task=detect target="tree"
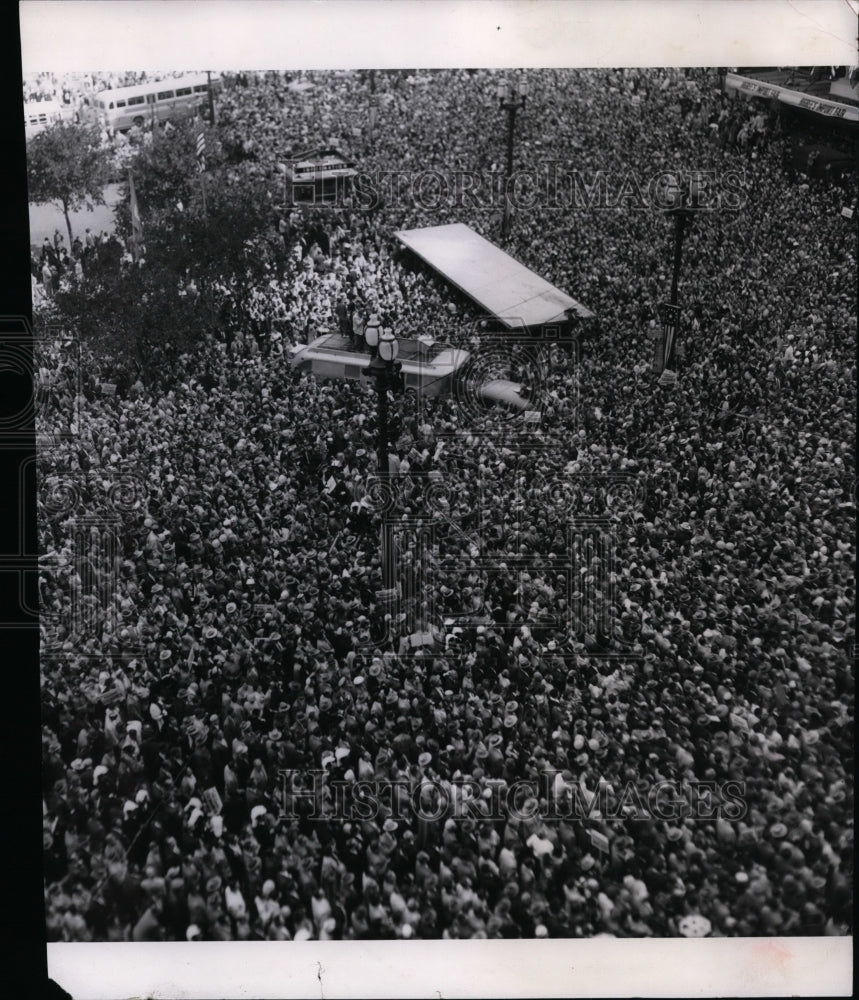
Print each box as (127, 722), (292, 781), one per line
(26, 122), (111, 246)
(47, 111), (287, 380)
(115, 118), (284, 304)
(54, 169), (283, 380)
(118, 118), (224, 218)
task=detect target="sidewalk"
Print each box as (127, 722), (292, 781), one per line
(28, 182), (123, 248)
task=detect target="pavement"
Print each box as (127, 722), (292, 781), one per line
(28, 182), (123, 248)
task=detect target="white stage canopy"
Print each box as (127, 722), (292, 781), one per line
(394, 223), (594, 328)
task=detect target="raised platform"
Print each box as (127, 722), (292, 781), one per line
(395, 222), (594, 328)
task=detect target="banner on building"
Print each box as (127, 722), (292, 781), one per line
(725, 72), (859, 123)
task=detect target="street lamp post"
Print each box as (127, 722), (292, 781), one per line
(368, 69), (379, 141)
(207, 70), (216, 125)
(496, 78), (528, 242)
(657, 175), (705, 375)
(363, 325), (403, 597)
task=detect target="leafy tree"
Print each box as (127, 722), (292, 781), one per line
(51, 236), (211, 373)
(48, 112), (288, 379)
(26, 123), (111, 245)
(116, 118), (224, 218)
(55, 167), (284, 379)
(115, 118), (284, 308)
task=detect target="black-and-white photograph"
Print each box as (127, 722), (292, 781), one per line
(14, 1), (855, 996)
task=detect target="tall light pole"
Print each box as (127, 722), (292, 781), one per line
(206, 70), (216, 125)
(496, 78), (528, 242)
(362, 325), (403, 599)
(368, 70), (379, 143)
(655, 175), (706, 376)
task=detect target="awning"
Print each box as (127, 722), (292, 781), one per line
(394, 222), (594, 328)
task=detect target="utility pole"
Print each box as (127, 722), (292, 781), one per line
(496, 78), (528, 242)
(655, 177), (704, 376)
(362, 326), (403, 600)
(207, 70), (216, 124)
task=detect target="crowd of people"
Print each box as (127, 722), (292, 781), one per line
(33, 227), (128, 301)
(36, 68), (854, 942)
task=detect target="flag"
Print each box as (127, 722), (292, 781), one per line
(196, 130), (206, 173)
(128, 169), (143, 261)
(202, 787), (223, 815)
(590, 830), (610, 854)
(100, 684), (123, 705)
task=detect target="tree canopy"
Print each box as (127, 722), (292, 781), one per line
(26, 122), (111, 245)
(117, 118), (224, 218)
(51, 119), (285, 378)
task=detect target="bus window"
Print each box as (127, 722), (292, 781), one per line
(176, 87), (192, 96)
(128, 96), (145, 106)
(116, 99), (126, 107)
(109, 102), (115, 110)
(157, 90), (174, 101)
(313, 360), (347, 379)
(193, 85), (208, 93)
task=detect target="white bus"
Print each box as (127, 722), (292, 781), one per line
(24, 100), (64, 139)
(91, 73), (221, 132)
